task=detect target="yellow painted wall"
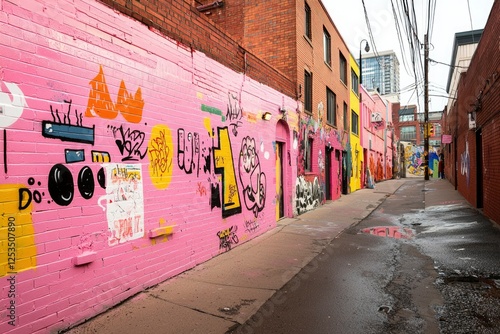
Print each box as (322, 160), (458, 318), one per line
(349, 54), (363, 192)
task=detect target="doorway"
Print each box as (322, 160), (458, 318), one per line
(275, 142), (285, 220)
(476, 130), (483, 208)
(325, 146), (332, 200)
(342, 151), (348, 195)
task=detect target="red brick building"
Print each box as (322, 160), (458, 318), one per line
(206, 0), (355, 211)
(443, 0), (500, 224)
(392, 104), (443, 147)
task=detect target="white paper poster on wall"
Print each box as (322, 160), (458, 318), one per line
(103, 163), (145, 245)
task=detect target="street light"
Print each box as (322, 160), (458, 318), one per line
(359, 39), (370, 85)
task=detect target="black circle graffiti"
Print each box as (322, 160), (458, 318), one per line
(78, 166), (95, 199)
(48, 164), (74, 206)
(97, 167), (106, 189)
(33, 190), (42, 204)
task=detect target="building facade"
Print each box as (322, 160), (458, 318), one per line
(443, 29), (483, 186)
(360, 87), (395, 186)
(360, 50), (401, 98)
(0, 0), (413, 332)
(0, 0), (299, 332)
(392, 105), (443, 177)
(207, 0), (354, 212)
(443, 1), (500, 224)
(445, 29), (484, 113)
(349, 54), (363, 192)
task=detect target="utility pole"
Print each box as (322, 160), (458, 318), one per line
(424, 34), (429, 180)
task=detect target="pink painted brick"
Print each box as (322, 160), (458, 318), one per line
(72, 255), (97, 270)
(34, 251), (62, 268)
(33, 230), (60, 244)
(67, 289), (97, 307)
(18, 285), (50, 304)
(46, 259), (72, 273)
(11, 34), (37, 53)
(18, 304), (54, 325)
(13, 300), (36, 318)
(33, 271), (60, 289)
(28, 313), (60, 333)
(0, 322), (33, 334)
(44, 238), (73, 253)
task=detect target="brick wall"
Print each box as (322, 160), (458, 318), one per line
(446, 0), (500, 223)
(296, 0), (351, 205)
(97, 0), (296, 98)
(0, 0), (299, 332)
(205, 0), (353, 211)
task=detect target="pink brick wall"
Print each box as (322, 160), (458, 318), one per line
(0, 0), (298, 332)
(360, 87), (393, 183)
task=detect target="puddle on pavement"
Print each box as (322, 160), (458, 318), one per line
(360, 226), (415, 239)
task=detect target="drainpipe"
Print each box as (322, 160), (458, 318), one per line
(383, 99), (388, 179)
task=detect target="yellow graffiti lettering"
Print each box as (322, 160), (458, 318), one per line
(0, 184), (37, 277)
(148, 124), (173, 189)
(214, 128), (241, 217)
(203, 117), (213, 138)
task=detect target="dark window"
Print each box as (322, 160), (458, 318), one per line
(305, 2), (312, 40)
(327, 88), (336, 126)
(323, 28), (331, 66)
(304, 70), (312, 113)
(339, 52), (347, 84)
(351, 110), (359, 135)
(343, 102), (348, 130)
(351, 69), (359, 95)
(305, 137), (313, 172)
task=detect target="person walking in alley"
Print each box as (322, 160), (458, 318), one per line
(438, 153), (445, 179)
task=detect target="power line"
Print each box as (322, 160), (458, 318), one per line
(466, 0), (474, 31)
(399, 0), (424, 111)
(360, 0), (383, 67)
(466, 0), (479, 43)
(427, 0), (437, 42)
(390, 0), (413, 77)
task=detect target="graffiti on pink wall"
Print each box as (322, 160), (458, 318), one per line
(0, 1), (299, 331)
(103, 164), (145, 245)
(148, 124), (174, 189)
(86, 65), (144, 123)
(239, 136), (266, 217)
(0, 82), (28, 174)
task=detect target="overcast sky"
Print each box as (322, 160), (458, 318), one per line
(324, 0), (495, 112)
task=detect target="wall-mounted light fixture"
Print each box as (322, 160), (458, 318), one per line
(196, 1), (224, 12)
(262, 112), (272, 121)
(279, 107), (287, 120)
(359, 39), (370, 85)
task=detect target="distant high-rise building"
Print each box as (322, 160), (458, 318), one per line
(360, 50), (400, 100)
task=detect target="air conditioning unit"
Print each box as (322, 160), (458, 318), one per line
(371, 112), (383, 123)
(468, 112), (476, 129)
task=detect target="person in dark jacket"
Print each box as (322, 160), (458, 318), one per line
(438, 153), (445, 179)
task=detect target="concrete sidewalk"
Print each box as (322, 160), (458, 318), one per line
(65, 178), (467, 334)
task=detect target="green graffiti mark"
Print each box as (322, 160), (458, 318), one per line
(201, 104), (225, 122)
